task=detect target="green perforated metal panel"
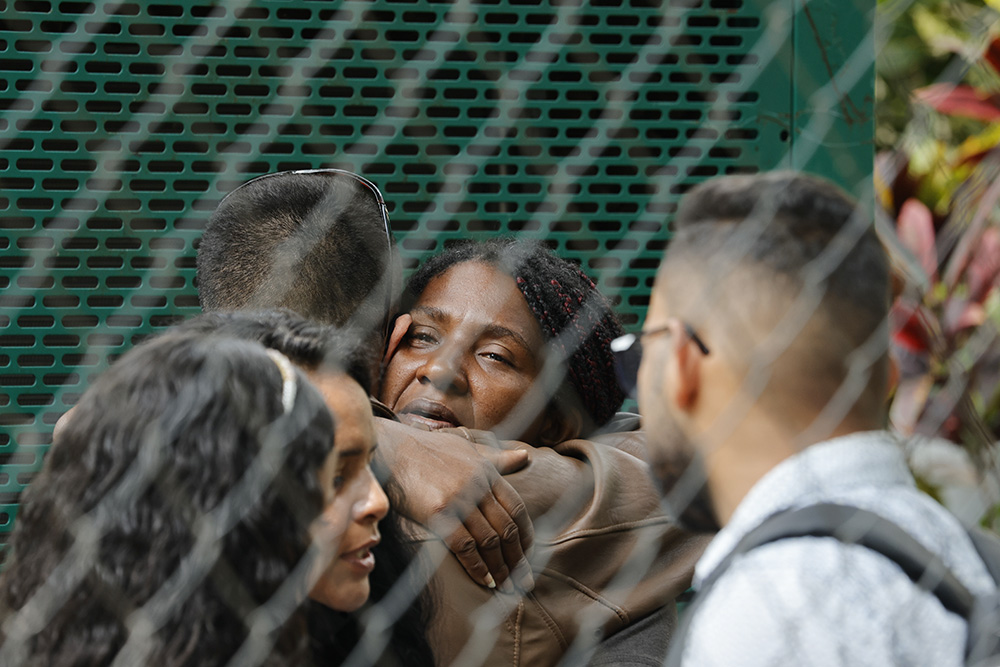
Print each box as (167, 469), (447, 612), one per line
(0, 0), (874, 555)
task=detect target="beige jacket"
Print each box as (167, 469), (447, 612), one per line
(407, 431), (709, 666)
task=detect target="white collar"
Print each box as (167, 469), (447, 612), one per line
(695, 430), (915, 585)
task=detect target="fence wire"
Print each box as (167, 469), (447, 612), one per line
(1, 0), (999, 665)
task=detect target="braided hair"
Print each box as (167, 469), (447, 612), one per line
(403, 238), (626, 429)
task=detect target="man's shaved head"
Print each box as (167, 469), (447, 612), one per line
(658, 172), (890, 424)
(197, 170), (400, 340)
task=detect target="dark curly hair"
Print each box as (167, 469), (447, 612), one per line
(169, 309), (435, 665)
(402, 238), (626, 429)
(0, 333), (333, 666)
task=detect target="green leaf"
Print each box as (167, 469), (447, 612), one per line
(912, 6), (964, 56)
(957, 123), (1000, 165)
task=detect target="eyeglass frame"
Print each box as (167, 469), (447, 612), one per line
(220, 168), (395, 339)
(610, 323), (710, 399)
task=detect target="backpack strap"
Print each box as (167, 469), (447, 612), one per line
(962, 527), (1000, 666)
(968, 526), (1000, 584)
(664, 503), (978, 667)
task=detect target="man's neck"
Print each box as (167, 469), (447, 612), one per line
(702, 410), (875, 526)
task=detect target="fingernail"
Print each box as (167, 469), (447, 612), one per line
(517, 563), (535, 592)
(500, 578), (515, 594)
(484, 573), (496, 589)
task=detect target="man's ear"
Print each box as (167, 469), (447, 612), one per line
(667, 318), (702, 412)
(383, 313), (412, 367)
(536, 406), (583, 447)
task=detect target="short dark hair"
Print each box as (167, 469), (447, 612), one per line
(664, 171), (890, 416)
(172, 309), (376, 396)
(0, 333), (332, 666)
(404, 238), (626, 429)
(197, 170), (400, 338)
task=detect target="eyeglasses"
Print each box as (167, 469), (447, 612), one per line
(222, 168), (395, 338)
(611, 323), (710, 398)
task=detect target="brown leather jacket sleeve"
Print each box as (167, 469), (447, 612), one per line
(418, 430), (710, 666)
(537, 434), (706, 632)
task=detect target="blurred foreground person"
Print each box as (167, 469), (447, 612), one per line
(629, 172), (997, 666)
(0, 333), (377, 666)
(172, 310), (434, 665)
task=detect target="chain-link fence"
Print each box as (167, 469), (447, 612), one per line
(1, 0), (998, 664)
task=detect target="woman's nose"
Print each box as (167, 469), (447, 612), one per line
(355, 468), (389, 523)
(417, 348), (469, 394)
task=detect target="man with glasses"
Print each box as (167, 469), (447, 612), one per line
(620, 171), (996, 666)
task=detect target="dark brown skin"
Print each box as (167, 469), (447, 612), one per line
(373, 417), (538, 590)
(380, 262), (560, 443)
(377, 262), (593, 588)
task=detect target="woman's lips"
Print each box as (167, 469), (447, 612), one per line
(341, 538), (379, 575)
(342, 547), (376, 575)
(397, 398), (461, 430)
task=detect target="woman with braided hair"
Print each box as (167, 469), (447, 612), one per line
(376, 239), (705, 667)
(380, 237), (627, 445)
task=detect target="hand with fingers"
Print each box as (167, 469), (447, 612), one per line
(374, 417), (535, 591)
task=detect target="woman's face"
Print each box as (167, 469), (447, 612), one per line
(307, 371), (389, 612)
(379, 261), (552, 441)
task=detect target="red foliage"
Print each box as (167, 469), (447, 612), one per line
(915, 83), (1000, 122)
(896, 198), (939, 281)
(891, 301), (932, 353)
(985, 36), (1000, 75)
(967, 227), (1000, 303)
